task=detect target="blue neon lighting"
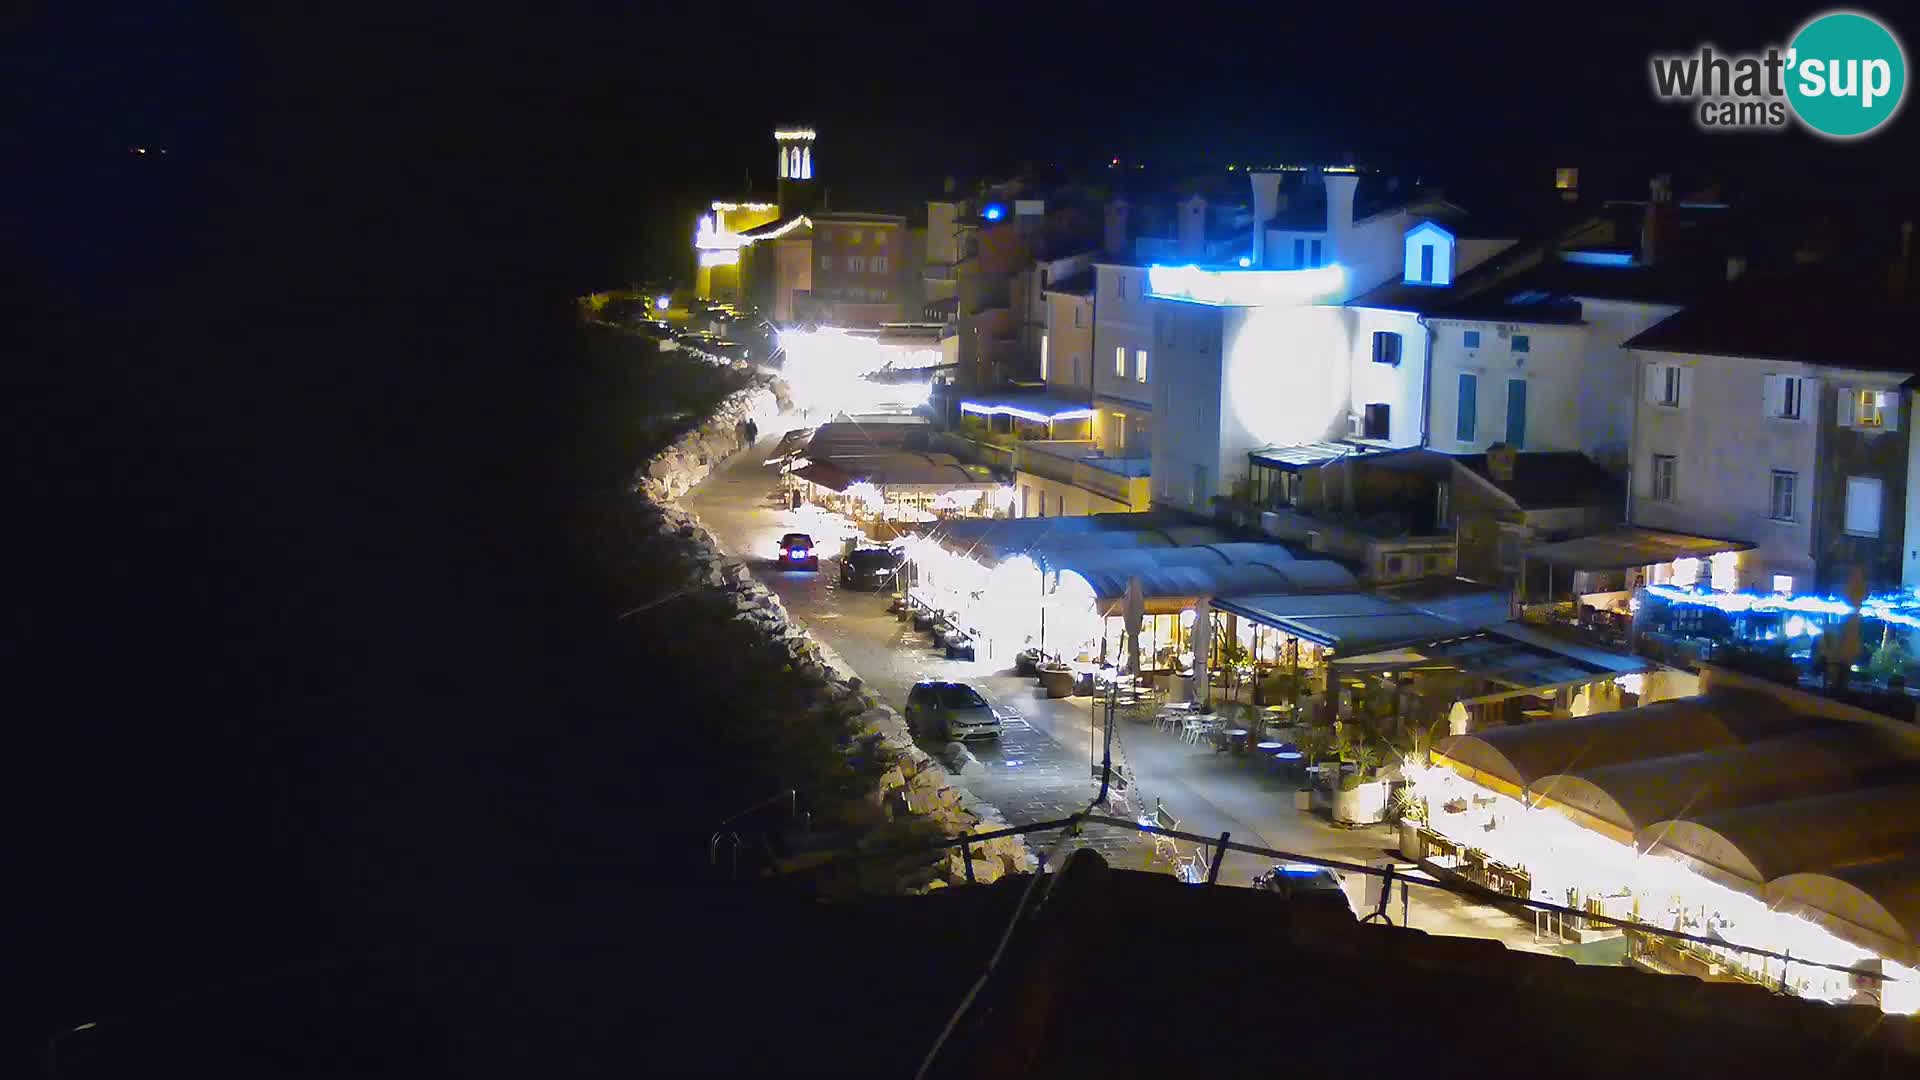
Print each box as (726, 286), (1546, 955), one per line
(1146, 263), (1347, 307)
(1641, 584), (1920, 629)
(983, 203), (1006, 222)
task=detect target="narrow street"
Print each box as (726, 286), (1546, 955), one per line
(684, 419), (1556, 952)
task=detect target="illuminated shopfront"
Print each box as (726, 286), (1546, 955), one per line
(1409, 702), (1920, 1014)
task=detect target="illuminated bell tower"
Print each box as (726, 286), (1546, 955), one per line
(775, 126), (818, 215)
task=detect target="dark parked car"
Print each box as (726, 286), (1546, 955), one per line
(840, 547), (900, 590)
(777, 532), (819, 571)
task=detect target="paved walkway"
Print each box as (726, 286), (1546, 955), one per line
(682, 419), (1556, 953)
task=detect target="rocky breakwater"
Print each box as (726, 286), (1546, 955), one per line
(634, 377), (788, 502)
(629, 398), (1034, 895)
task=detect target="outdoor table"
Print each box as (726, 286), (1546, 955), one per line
(1255, 741), (1286, 754)
(1225, 728), (1250, 753)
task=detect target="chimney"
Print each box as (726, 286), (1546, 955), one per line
(1726, 256), (1748, 282)
(1324, 171), (1359, 261)
(1487, 442), (1517, 488)
(1640, 174), (1675, 266)
(1178, 194), (1208, 259)
(1104, 197), (1131, 258)
(1248, 173), (1282, 267)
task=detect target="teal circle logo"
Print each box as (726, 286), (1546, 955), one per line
(1787, 11), (1906, 138)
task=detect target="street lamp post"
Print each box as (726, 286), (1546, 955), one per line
(47, 1021), (97, 1080)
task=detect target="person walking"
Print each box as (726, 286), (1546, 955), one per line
(744, 418), (758, 445)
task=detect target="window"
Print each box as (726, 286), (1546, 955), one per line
(1769, 470), (1797, 521)
(1384, 555), (1406, 577)
(1371, 331), (1402, 366)
(870, 256), (888, 273)
(1764, 374), (1805, 419)
(1058, 494), (1065, 516)
(1309, 239), (1323, 267)
(1505, 379), (1527, 448)
(1772, 574), (1794, 594)
(1040, 334), (1049, 380)
(819, 256), (833, 271)
(1464, 330), (1481, 349)
(1192, 464), (1209, 507)
(846, 255), (866, 272)
(1651, 454), (1677, 501)
(1647, 363), (1689, 408)
(1456, 373), (1477, 442)
(1842, 387), (1898, 430)
(1846, 476), (1883, 536)
(1293, 238), (1306, 267)
(1419, 244), (1435, 283)
(1135, 348), (1148, 383)
(1111, 411), (1127, 451)
(1511, 334), (1531, 353)
(1072, 357), (1082, 386)
(1117, 273), (1128, 299)
(1021, 485), (1030, 517)
(1115, 345), (1126, 377)
(1363, 403), (1390, 439)
(848, 229), (863, 244)
(1074, 306), (1084, 329)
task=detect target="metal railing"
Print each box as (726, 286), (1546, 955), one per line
(761, 805), (1904, 993)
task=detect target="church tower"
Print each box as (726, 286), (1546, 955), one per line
(774, 127), (818, 215)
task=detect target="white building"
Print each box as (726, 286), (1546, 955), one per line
(1623, 272), (1914, 595)
(1090, 261), (1155, 458)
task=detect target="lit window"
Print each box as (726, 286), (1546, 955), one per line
(1709, 551), (1739, 592)
(1040, 334), (1049, 380)
(848, 230), (863, 244)
(1772, 574), (1793, 594)
(1852, 388), (1891, 428)
(1511, 334), (1530, 353)
(1464, 330), (1481, 349)
(871, 256), (888, 273)
(1115, 346), (1126, 377)
(1670, 557), (1700, 587)
(847, 255), (866, 272)
(1135, 349), (1148, 383)
(1651, 454), (1677, 501)
(1371, 332), (1402, 366)
(1845, 476), (1883, 536)
(1769, 470), (1796, 521)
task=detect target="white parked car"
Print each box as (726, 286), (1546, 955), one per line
(904, 680), (1002, 741)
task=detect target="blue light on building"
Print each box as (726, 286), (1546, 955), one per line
(983, 203), (1006, 222)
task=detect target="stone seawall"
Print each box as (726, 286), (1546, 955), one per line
(629, 380), (1035, 892)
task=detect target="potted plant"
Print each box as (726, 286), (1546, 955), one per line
(1330, 734), (1390, 826)
(1037, 658), (1075, 699)
(1392, 785), (1429, 860)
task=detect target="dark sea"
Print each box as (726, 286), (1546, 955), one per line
(8, 16), (779, 1077)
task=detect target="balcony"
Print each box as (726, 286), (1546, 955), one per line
(1014, 440), (1150, 508)
(923, 263), (959, 282)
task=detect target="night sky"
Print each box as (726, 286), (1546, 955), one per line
(7, 4), (1917, 1075)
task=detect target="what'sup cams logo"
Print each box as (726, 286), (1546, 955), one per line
(1650, 10), (1906, 138)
